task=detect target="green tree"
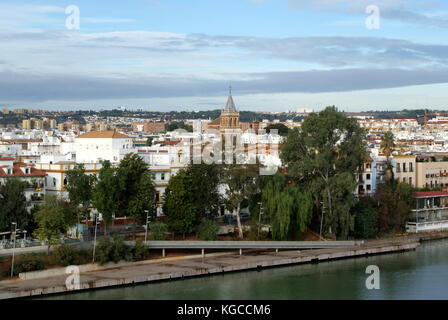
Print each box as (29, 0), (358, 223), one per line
(163, 169), (198, 237)
(197, 218), (219, 241)
(376, 181), (412, 233)
(146, 137), (153, 146)
(187, 163), (222, 217)
(380, 131), (395, 158)
(265, 123), (289, 136)
(65, 164), (94, 222)
(0, 179), (29, 232)
(352, 197), (378, 239)
(92, 160), (119, 231)
(116, 153), (155, 219)
(222, 164), (260, 239)
(33, 196), (77, 252)
(280, 106), (367, 239)
(262, 173), (312, 240)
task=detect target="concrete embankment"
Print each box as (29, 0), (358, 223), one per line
(0, 238), (421, 300)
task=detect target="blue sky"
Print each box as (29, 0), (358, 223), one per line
(1, 0), (448, 111)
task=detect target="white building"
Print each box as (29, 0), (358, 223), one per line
(74, 130), (136, 163)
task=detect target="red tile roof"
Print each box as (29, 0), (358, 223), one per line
(413, 191), (448, 198)
(0, 162), (47, 177)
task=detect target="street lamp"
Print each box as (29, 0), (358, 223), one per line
(257, 202), (263, 239)
(10, 222), (17, 278)
(319, 201), (325, 240)
(92, 213), (100, 263)
(144, 210), (150, 243)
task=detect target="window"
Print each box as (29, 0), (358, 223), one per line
(161, 173), (165, 181)
(403, 163), (407, 172)
(63, 177), (67, 185)
(409, 177), (412, 185)
(366, 174), (371, 180)
(396, 163), (401, 172)
(409, 162), (414, 172)
(367, 184), (371, 191)
(53, 178), (56, 187)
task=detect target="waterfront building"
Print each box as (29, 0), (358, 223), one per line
(392, 155), (416, 187)
(416, 161), (448, 188)
(406, 191), (448, 233)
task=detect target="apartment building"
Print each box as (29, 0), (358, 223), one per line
(416, 161), (448, 188)
(392, 155), (416, 187)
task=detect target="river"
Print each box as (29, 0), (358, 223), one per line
(38, 239), (448, 300)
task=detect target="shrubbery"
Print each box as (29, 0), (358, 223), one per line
(51, 244), (91, 266)
(150, 222), (167, 240)
(197, 218), (219, 241)
(10, 254), (45, 276)
(133, 239), (150, 261)
(95, 234), (133, 265)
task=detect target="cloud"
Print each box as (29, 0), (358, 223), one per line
(287, 0), (448, 28)
(0, 68), (447, 104)
(2, 29), (448, 75)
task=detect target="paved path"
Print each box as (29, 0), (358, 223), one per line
(0, 238), (421, 300)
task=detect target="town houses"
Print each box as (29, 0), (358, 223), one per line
(4, 98), (448, 234)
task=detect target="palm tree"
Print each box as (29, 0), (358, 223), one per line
(380, 131), (395, 158)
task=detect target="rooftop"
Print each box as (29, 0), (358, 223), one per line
(76, 130), (129, 139)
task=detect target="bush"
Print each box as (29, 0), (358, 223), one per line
(197, 218), (219, 241)
(150, 222), (167, 240)
(133, 239), (150, 261)
(10, 255), (45, 276)
(95, 234), (133, 265)
(51, 244), (92, 266)
(352, 197), (378, 239)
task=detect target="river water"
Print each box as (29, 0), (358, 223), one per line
(40, 239), (448, 300)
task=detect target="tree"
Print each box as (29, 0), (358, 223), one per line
(163, 169), (198, 237)
(265, 123), (289, 136)
(376, 181), (412, 233)
(222, 164), (260, 239)
(262, 173), (312, 240)
(146, 137), (154, 146)
(280, 106), (367, 239)
(127, 171), (156, 223)
(187, 163), (222, 217)
(0, 179), (29, 232)
(352, 196), (377, 239)
(33, 195), (77, 252)
(65, 164), (94, 222)
(92, 160), (119, 231)
(116, 153), (155, 219)
(380, 131), (395, 158)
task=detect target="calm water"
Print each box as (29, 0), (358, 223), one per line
(39, 240), (448, 300)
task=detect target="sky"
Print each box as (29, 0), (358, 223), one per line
(1, 0), (448, 112)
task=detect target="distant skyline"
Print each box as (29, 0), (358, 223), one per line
(1, 0), (448, 111)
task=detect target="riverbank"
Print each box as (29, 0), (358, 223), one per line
(0, 234), (433, 300)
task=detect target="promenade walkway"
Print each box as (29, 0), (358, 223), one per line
(0, 237), (423, 300)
